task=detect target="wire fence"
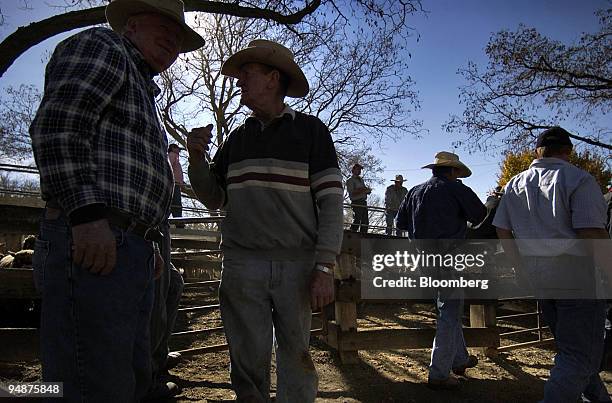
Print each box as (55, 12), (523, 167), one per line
(1, 163), (398, 234)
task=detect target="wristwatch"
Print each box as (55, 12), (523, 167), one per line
(314, 264), (334, 275)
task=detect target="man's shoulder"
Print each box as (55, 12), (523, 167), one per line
(294, 111), (328, 132)
(60, 27), (125, 49)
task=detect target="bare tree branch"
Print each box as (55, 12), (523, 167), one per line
(0, 0), (321, 77)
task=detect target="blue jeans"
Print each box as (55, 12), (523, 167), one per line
(522, 256), (610, 403)
(385, 210), (404, 236)
(350, 199), (368, 234)
(429, 288), (469, 380)
(33, 213), (155, 402)
(219, 258), (318, 402)
(539, 299), (610, 403)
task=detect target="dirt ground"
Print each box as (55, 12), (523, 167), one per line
(2, 287), (611, 403)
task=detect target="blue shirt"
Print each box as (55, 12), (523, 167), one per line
(493, 158), (607, 256)
(396, 175), (486, 239)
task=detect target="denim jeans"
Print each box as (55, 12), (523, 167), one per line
(350, 199), (368, 234)
(219, 258), (318, 402)
(429, 288), (470, 381)
(170, 184), (182, 218)
(33, 213), (155, 402)
(521, 255), (610, 402)
(385, 210), (403, 236)
(539, 299), (610, 403)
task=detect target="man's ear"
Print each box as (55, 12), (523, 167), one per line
(268, 69), (281, 90)
(123, 15), (139, 37)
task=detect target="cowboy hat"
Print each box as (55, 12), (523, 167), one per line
(391, 174), (404, 182)
(106, 0), (205, 53)
(221, 39), (309, 98)
(422, 151), (472, 178)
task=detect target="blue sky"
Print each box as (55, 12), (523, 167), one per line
(0, 0), (608, 201)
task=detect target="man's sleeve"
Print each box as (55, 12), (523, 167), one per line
(457, 184), (487, 225)
(492, 187), (512, 230)
(571, 175), (607, 229)
(309, 118), (344, 265)
(345, 177), (356, 201)
(188, 137), (228, 210)
(384, 186), (391, 207)
(29, 30), (126, 219)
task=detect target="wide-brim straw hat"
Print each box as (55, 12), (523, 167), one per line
(422, 151), (472, 178)
(221, 39), (309, 98)
(106, 0), (205, 53)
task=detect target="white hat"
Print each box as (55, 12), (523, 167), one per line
(106, 0), (205, 53)
(221, 39), (309, 98)
(422, 151), (472, 178)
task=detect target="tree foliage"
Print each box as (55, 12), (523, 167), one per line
(498, 148), (611, 192)
(445, 7), (612, 152)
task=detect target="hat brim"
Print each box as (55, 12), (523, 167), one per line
(106, 0), (205, 53)
(422, 161), (472, 178)
(221, 47), (309, 98)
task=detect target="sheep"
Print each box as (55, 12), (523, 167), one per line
(0, 249), (34, 269)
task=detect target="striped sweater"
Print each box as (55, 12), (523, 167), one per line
(188, 108), (344, 264)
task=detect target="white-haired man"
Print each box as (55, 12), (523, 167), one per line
(187, 40), (344, 402)
(29, 0), (204, 401)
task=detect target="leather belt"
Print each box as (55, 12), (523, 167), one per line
(45, 206), (163, 243)
(106, 208), (163, 243)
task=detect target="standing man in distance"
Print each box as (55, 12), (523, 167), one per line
(384, 174), (408, 236)
(29, 0), (204, 400)
(346, 163), (371, 234)
(186, 40), (344, 402)
(397, 151), (486, 389)
(493, 127), (611, 403)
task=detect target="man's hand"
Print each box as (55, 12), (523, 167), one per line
(187, 124), (214, 160)
(154, 249), (164, 280)
(71, 219), (116, 275)
(310, 269), (335, 310)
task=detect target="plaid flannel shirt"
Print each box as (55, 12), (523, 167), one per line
(30, 28), (173, 226)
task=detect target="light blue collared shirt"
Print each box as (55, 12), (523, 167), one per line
(493, 158), (607, 256)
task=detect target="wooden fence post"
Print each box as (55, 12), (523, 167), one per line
(469, 301), (498, 357)
(334, 252), (359, 364)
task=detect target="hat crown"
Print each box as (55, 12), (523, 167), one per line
(106, 0), (205, 52)
(536, 126), (573, 148)
(434, 151), (460, 163)
(394, 175), (404, 181)
(110, 0), (186, 22)
(247, 39), (296, 62)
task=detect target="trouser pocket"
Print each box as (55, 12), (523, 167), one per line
(32, 239), (50, 292)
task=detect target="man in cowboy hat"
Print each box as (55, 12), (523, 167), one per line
(396, 151), (486, 389)
(494, 127), (611, 402)
(384, 174), (408, 236)
(186, 39), (343, 402)
(346, 163), (372, 233)
(29, 0), (204, 400)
